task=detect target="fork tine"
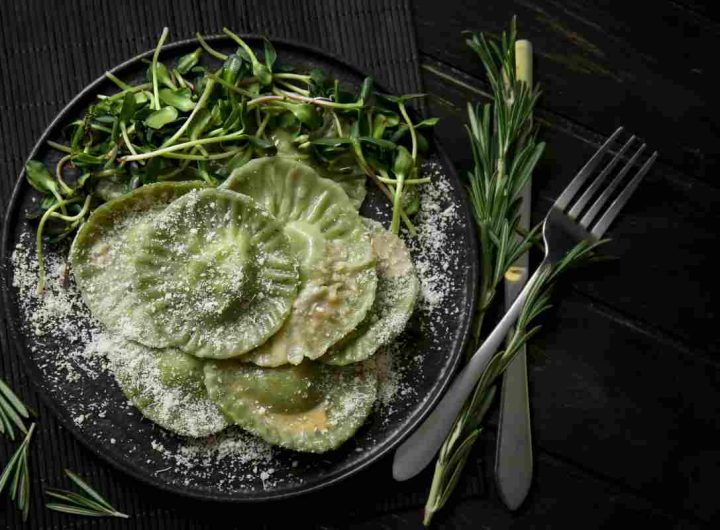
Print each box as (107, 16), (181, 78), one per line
(580, 143), (646, 228)
(591, 151), (658, 238)
(554, 127), (624, 210)
(568, 135), (636, 218)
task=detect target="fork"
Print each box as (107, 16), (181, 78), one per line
(393, 127), (658, 481)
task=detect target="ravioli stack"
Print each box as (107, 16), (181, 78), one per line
(70, 157), (419, 453)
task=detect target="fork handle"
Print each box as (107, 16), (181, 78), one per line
(392, 260), (548, 481)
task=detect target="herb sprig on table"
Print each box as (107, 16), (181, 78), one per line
(1, 376), (127, 520)
(26, 28), (436, 293)
(46, 469), (128, 518)
(422, 20), (603, 525)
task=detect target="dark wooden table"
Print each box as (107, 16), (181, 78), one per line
(410, 1), (719, 528)
(2, 1), (718, 528)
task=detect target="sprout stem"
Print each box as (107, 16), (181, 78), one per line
(151, 27), (170, 111)
(273, 73), (312, 83)
(196, 32), (228, 61)
(120, 129), (248, 162)
(36, 197), (88, 294)
(160, 78), (216, 148)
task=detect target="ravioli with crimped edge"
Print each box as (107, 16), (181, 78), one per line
(222, 157), (377, 366)
(323, 218), (419, 365)
(203, 359), (377, 453)
(102, 335), (228, 437)
(132, 188), (299, 359)
(70, 182), (206, 347)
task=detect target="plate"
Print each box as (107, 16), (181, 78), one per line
(0, 36), (477, 501)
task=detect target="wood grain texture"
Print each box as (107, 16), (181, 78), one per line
(414, 0), (720, 184)
(413, 0), (720, 526)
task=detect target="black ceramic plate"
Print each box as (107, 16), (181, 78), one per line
(1, 37), (477, 501)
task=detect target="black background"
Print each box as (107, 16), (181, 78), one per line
(1, 0), (718, 528)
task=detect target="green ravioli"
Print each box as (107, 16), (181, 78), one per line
(222, 157), (377, 366)
(204, 359), (377, 453)
(102, 335), (228, 437)
(70, 182), (205, 348)
(272, 130), (367, 210)
(132, 188), (299, 359)
(323, 219), (419, 365)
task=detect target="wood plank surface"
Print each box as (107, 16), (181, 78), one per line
(414, 0), (720, 184)
(411, 1), (720, 527)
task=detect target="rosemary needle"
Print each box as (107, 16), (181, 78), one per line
(46, 469), (128, 519)
(0, 423), (36, 521)
(422, 19), (603, 526)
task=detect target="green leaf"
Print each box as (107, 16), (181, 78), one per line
(359, 136), (397, 151)
(158, 87), (196, 112)
(148, 61), (175, 89)
(221, 54), (243, 88)
(118, 92), (137, 124)
(144, 106), (178, 129)
(25, 161), (60, 196)
(222, 28), (272, 86)
(358, 76), (373, 103)
(263, 38), (277, 70)
(393, 145), (413, 176)
(176, 48), (202, 74)
(282, 102), (322, 129)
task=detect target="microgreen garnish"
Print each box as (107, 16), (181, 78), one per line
(0, 423), (35, 521)
(25, 28), (436, 291)
(422, 19), (604, 526)
(46, 469), (128, 519)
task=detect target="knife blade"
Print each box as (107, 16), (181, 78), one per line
(495, 39), (534, 511)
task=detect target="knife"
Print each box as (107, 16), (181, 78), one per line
(495, 39), (533, 511)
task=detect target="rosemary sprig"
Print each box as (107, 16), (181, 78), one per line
(422, 19), (602, 526)
(46, 469), (128, 519)
(0, 423), (36, 521)
(0, 378), (30, 441)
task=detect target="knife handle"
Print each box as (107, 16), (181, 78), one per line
(495, 347), (533, 510)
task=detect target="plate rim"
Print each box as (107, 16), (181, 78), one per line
(0, 34), (479, 502)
